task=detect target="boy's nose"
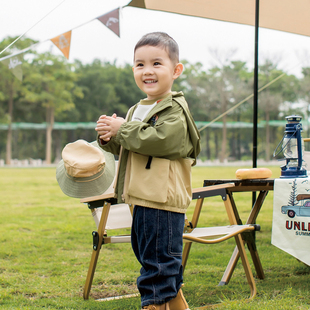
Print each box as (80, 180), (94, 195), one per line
(143, 66), (154, 75)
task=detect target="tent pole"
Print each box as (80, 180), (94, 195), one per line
(253, 0), (259, 169)
(252, 0), (260, 206)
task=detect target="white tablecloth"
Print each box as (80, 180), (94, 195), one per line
(272, 176), (310, 265)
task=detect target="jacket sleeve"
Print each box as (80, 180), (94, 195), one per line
(114, 102), (193, 160)
(97, 135), (121, 156)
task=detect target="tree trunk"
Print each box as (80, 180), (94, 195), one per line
(231, 129), (236, 160)
(5, 83), (13, 165)
(265, 102), (270, 162)
(45, 107), (54, 165)
(215, 130), (219, 159)
(237, 129), (241, 160)
(6, 123), (12, 165)
(206, 129), (210, 159)
(265, 119), (270, 161)
(219, 84), (228, 163)
(220, 113), (227, 163)
(237, 114), (241, 160)
(54, 131), (62, 163)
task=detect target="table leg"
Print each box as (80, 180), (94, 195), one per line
(245, 190), (268, 279)
(246, 190), (268, 224)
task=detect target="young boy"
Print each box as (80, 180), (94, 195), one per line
(95, 32), (200, 310)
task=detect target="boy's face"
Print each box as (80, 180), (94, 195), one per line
(133, 45), (183, 100)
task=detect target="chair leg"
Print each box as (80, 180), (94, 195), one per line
(182, 197), (204, 271)
(222, 197), (257, 298)
(182, 243), (192, 271)
(234, 234), (257, 299)
(218, 246), (239, 286)
(83, 202), (111, 300)
(83, 243), (101, 299)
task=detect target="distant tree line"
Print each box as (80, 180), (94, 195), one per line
(0, 36), (309, 164)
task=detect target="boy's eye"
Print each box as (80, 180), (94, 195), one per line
(154, 62), (161, 66)
(136, 63), (144, 67)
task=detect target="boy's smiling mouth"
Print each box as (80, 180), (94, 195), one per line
(144, 80), (157, 84)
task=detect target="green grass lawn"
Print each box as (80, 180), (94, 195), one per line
(0, 166), (310, 309)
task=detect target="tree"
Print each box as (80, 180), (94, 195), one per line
(220, 61), (252, 161)
(21, 52), (83, 164)
(0, 36), (37, 164)
(300, 67), (310, 104)
(258, 60), (299, 161)
(71, 60), (144, 124)
(198, 61), (252, 162)
(177, 61), (218, 159)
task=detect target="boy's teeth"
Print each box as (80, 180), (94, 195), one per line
(145, 80), (156, 83)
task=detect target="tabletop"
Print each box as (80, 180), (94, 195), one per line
(203, 178), (274, 192)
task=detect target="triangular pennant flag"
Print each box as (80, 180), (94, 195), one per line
(1, 54), (23, 81)
(50, 30), (72, 59)
(97, 8), (120, 37)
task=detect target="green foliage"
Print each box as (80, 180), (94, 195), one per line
(21, 52), (83, 117)
(1, 36), (310, 163)
(69, 60), (144, 123)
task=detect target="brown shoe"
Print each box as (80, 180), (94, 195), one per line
(169, 288), (190, 310)
(142, 302), (170, 310)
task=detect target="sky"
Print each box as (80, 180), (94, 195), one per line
(1, 0), (310, 77)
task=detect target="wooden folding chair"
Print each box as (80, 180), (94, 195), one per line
(81, 184), (260, 302)
(182, 184), (260, 301)
(80, 192), (133, 300)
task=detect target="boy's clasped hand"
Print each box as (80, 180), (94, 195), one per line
(95, 113), (125, 142)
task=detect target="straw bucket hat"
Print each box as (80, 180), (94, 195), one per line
(56, 140), (115, 198)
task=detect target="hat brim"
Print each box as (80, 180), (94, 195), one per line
(56, 141), (115, 198)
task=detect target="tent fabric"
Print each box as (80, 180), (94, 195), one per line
(128, 0), (310, 37)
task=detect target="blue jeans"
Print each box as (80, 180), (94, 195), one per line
(131, 205), (184, 307)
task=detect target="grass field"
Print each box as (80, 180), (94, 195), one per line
(1, 165), (310, 309)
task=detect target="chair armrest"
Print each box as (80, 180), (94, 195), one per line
(192, 183), (235, 199)
(80, 192), (116, 203)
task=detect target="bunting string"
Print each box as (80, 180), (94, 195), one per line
(0, 7), (121, 63)
(198, 72), (287, 132)
(0, 7), (121, 80)
(0, 0), (67, 56)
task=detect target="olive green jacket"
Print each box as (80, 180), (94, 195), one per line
(98, 91), (201, 213)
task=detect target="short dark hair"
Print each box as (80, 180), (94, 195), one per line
(134, 32), (179, 63)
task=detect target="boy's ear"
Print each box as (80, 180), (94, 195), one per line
(173, 63), (183, 79)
